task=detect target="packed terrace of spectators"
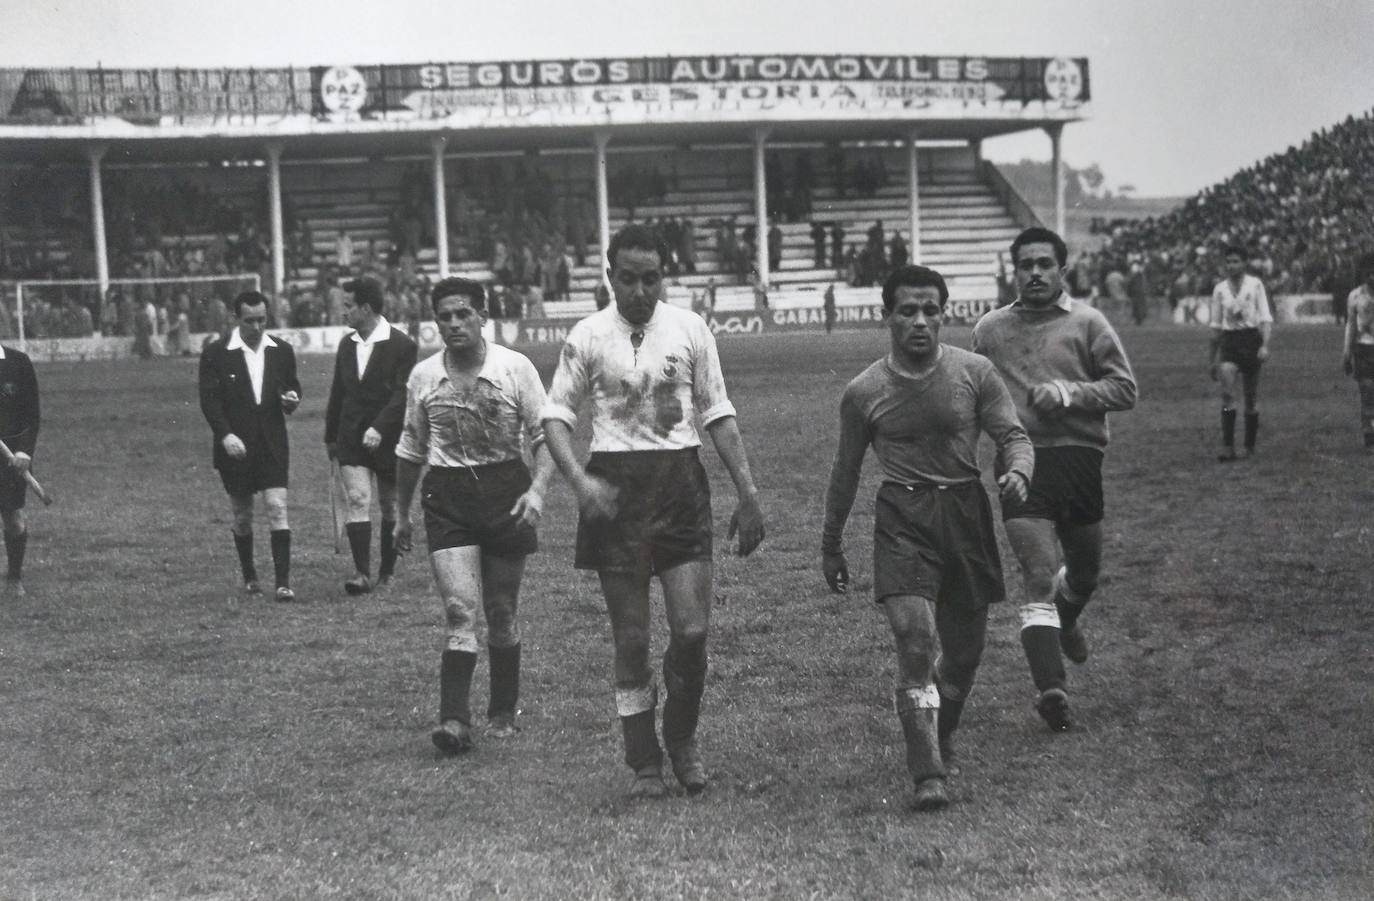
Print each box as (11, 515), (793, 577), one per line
(1067, 108), (1374, 310)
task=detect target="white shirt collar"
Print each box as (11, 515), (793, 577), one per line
(351, 316), (391, 346)
(226, 329), (277, 352)
(0, 345), (7, 360)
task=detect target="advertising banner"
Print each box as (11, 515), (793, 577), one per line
(2, 55), (1088, 129)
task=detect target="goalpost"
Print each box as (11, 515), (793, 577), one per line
(6, 273), (262, 347)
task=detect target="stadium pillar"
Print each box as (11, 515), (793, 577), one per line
(907, 130), (922, 266)
(431, 136), (450, 278)
(752, 127), (770, 289)
(1047, 123), (1066, 237)
(87, 144), (109, 298)
(265, 142), (285, 298)
(593, 130), (611, 289)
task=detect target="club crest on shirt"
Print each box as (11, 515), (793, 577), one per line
(0, 382), (17, 399)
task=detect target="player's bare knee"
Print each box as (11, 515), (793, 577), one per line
(1, 509), (25, 537)
(444, 598), (479, 652)
(485, 604), (520, 647)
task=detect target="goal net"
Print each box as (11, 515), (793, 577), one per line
(1, 273), (262, 345)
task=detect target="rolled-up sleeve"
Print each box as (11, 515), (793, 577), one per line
(394, 369), (429, 464)
(541, 335), (587, 429)
(692, 325), (736, 427)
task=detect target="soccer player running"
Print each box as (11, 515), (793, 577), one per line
(1340, 251), (1374, 450)
(972, 227), (1137, 732)
(0, 341), (40, 596)
(199, 291), (302, 602)
(1208, 245), (1272, 462)
(542, 224), (765, 799)
(324, 276), (418, 595)
(393, 278), (555, 753)
(822, 265), (1033, 811)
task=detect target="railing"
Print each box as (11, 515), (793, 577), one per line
(980, 160), (1044, 231)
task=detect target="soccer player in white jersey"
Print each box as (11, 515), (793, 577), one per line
(972, 227), (1137, 732)
(542, 224), (766, 799)
(1209, 245), (1273, 461)
(823, 265), (1033, 811)
(394, 278), (555, 754)
(1341, 251), (1374, 450)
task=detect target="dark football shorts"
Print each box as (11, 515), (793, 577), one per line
(1002, 445), (1104, 526)
(574, 449), (712, 574)
(336, 427), (398, 475)
(872, 480), (1005, 610)
(422, 460), (537, 557)
(218, 451), (289, 497)
(1219, 328), (1264, 377)
(0, 468), (26, 512)
(1352, 345), (1374, 380)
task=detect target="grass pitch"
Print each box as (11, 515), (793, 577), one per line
(1, 325), (1371, 899)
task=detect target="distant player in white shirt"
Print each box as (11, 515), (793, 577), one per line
(1208, 245), (1273, 461)
(1342, 252), (1374, 450)
(542, 224), (766, 800)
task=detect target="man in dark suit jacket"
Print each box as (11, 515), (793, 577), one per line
(325, 277), (418, 595)
(0, 344), (40, 596)
(199, 291), (302, 602)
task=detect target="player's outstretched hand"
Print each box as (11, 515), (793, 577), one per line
(221, 433), (247, 460)
(393, 520), (414, 556)
(575, 474), (619, 521)
(997, 470), (1029, 505)
(362, 427), (383, 451)
(510, 489), (544, 529)
(280, 390), (300, 414)
(728, 494), (765, 557)
(822, 551), (850, 594)
(10, 452), (31, 477)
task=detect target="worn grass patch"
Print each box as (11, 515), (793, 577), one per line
(1, 326), (1371, 899)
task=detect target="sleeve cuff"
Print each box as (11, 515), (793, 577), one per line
(540, 402), (578, 429)
(700, 401), (737, 428)
(394, 445), (426, 464)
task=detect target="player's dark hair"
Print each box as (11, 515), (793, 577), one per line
(1010, 227), (1068, 268)
(1222, 244), (1248, 261)
(606, 223), (669, 270)
(882, 265), (949, 312)
(431, 277), (487, 314)
(233, 290), (270, 316)
(345, 276), (386, 314)
(1359, 251), (1374, 280)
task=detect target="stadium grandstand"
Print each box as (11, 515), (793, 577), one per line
(1064, 108), (1374, 320)
(0, 55), (1091, 356)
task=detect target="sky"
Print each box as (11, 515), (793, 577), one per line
(2, 0), (1370, 197)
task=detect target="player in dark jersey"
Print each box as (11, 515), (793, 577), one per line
(823, 265), (1033, 811)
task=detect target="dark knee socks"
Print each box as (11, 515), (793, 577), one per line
(1221, 408), (1237, 449)
(620, 708), (662, 772)
(487, 643), (521, 719)
(439, 649), (477, 725)
(662, 637), (708, 751)
(379, 519), (397, 579)
(4, 529), (26, 581)
(345, 522), (371, 576)
(232, 530), (256, 583)
(269, 529), (291, 589)
(1244, 411), (1259, 451)
(1021, 625), (1066, 693)
(896, 692), (943, 782)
